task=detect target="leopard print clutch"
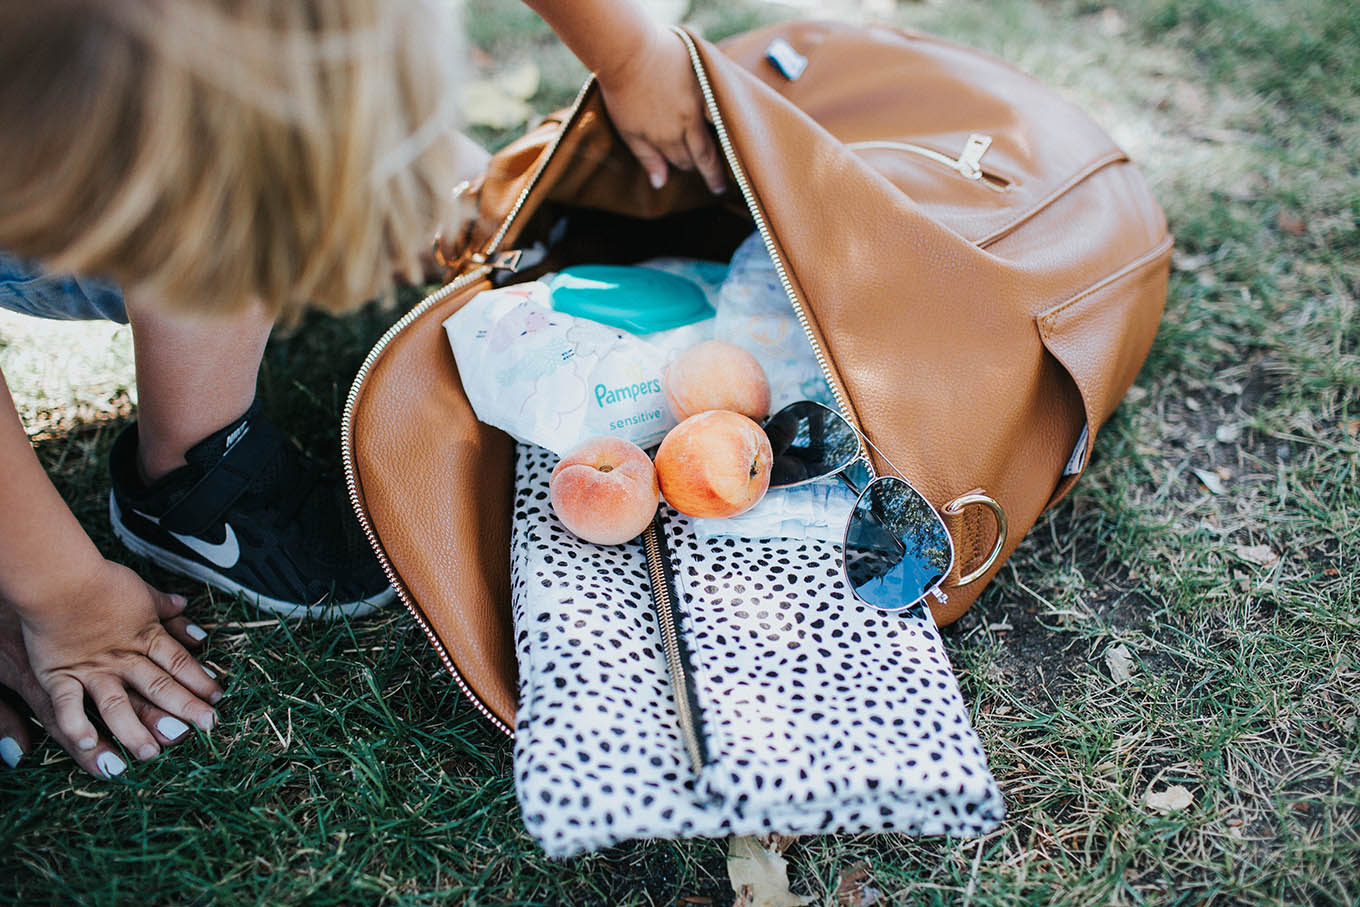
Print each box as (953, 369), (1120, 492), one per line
(510, 445), (1003, 857)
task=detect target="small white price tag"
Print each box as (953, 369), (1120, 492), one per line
(765, 38), (808, 81)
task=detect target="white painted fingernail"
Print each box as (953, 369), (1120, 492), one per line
(202, 665), (217, 680)
(0, 737), (22, 768)
(196, 711), (217, 731)
(156, 716), (190, 740)
(96, 751), (127, 778)
(78, 736), (97, 751)
(186, 624), (207, 641)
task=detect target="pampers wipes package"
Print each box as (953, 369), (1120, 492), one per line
(443, 260), (724, 454)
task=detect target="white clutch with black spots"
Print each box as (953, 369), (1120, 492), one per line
(510, 444), (1004, 858)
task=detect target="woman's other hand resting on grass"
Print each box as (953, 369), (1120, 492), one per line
(0, 374), (221, 773)
(0, 597), (213, 776)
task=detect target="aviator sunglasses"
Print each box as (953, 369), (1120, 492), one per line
(762, 400), (958, 613)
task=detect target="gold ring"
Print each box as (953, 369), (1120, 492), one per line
(942, 492), (1008, 587)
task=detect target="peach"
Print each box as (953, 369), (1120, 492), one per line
(663, 340), (771, 422)
(550, 437), (659, 545)
(654, 410), (773, 519)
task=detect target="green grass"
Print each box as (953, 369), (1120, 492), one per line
(2, 0), (1357, 903)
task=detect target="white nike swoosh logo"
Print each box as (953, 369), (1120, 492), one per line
(134, 510), (241, 569)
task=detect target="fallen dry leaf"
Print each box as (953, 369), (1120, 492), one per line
(1192, 467), (1227, 495)
(1213, 379), (1244, 396)
(1172, 251), (1212, 272)
(461, 62), (541, 129)
(1145, 784), (1194, 813)
(759, 834), (798, 855)
(1216, 424), (1243, 444)
(498, 61), (541, 100)
(1275, 209), (1307, 236)
(1233, 544), (1280, 568)
(1105, 643), (1135, 684)
(834, 861), (884, 906)
(728, 836), (813, 907)
(1097, 7), (1128, 36)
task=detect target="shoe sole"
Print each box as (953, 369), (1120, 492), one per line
(110, 492), (395, 620)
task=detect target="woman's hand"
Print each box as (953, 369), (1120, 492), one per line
(16, 558), (221, 768)
(520, 1), (725, 194)
(595, 22), (725, 194)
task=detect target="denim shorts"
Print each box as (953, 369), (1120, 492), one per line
(0, 250), (128, 324)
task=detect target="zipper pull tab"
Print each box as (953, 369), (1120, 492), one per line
(957, 134), (993, 180)
(469, 248), (524, 273)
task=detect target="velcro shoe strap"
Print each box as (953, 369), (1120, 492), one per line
(158, 420), (287, 536)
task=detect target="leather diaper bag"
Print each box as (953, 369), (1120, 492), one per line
(342, 20), (1171, 738)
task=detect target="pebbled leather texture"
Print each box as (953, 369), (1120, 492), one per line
(347, 20), (1170, 727)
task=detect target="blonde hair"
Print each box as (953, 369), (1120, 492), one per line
(0, 0), (466, 322)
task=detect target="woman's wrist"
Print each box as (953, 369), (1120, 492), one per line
(591, 15), (668, 88)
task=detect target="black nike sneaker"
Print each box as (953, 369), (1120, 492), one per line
(108, 400), (396, 619)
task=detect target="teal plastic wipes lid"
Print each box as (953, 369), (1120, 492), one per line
(548, 265), (716, 334)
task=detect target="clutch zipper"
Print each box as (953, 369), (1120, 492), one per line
(643, 513), (710, 777)
(844, 135), (1008, 191)
(340, 77), (597, 740)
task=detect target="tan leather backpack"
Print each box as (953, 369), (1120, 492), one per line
(343, 20), (1171, 735)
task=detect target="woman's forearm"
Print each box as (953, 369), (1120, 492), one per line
(0, 372), (105, 617)
(520, 0), (661, 82)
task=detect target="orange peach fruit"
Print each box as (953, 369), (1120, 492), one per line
(654, 410), (773, 519)
(550, 437), (659, 545)
(663, 340), (771, 423)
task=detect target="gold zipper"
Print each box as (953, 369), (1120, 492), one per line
(485, 78), (597, 256)
(340, 76), (598, 739)
(845, 134), (1007, 190)
(340, 265), (507, 735)
(642, 516), (706, 776)
(674, 29), (863, 457)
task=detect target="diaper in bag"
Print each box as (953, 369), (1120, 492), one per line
(443, 258), (725, 454)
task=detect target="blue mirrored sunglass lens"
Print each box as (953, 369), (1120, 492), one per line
(845, 477), (951, 610)
(765, 402), (861, 487)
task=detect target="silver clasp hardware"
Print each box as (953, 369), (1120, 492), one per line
(956, 134), (993, 181)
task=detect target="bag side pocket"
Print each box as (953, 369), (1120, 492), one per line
(1037, 237), (1172, 507)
